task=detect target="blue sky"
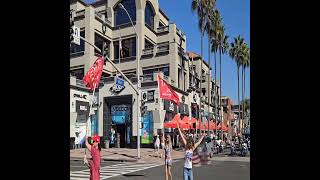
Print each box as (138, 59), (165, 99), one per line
(158, 0), (250, 104)
(84, 0), (250, 104)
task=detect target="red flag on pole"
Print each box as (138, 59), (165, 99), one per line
(157, 74), (180, 105)
(82, 57), (104, 90)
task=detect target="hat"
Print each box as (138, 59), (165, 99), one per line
(92, 135), (100, 143)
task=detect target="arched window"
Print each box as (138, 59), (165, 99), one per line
(114, 0), (136, 26)
(145, 2), (155, 29)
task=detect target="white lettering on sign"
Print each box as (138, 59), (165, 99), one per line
(80, 105), (87, 111)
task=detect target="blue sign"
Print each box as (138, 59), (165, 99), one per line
(141, 111), (153, 144)
(116, 77), (124, 87)
(111, 105), (129, 124)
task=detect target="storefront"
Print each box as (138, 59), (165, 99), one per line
(70, 89), (91, 149)
(103, 95), (132, 148)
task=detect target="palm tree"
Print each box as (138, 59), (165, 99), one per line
(229, 35), (246, 136)
(191, 0), (215, 134)
(241, 44), (250, 130)
(217, 25), (229, 139)
(204, 3), (217, 133)
(209, 9), (221, 137)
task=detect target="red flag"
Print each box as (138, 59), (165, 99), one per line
(157, 74), (180, 105)
(83, 57), (104, 90)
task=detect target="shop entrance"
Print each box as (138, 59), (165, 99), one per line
(104, 95), (132, 148)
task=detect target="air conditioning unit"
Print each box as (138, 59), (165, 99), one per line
(141, 91), (148, 102)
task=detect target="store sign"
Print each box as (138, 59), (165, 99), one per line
(73, 93), (87, 99)
(164, 100), (178, 113)
(179, 104), (189, 115)
(111, 105), (130, 124)
(76, 101), (90, 114)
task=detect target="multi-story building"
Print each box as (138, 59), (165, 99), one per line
(70, 0), (222, 148)
(221, 96), (235, 138)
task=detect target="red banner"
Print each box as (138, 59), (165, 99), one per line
(83, 57), (104, 90)
(157, 74), (180, 105)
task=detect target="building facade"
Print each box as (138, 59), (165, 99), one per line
(70, 0), (223, 148)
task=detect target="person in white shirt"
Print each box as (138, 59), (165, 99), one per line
(154, 135), (160, 154)
(177, 122), (205, 180)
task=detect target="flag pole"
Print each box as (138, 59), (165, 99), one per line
(84, 83), (97, 157)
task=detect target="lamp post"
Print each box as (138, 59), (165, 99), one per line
(118, 3), (141, 159)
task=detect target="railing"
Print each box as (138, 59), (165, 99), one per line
(142, 48), (154, 56)
(141, 74), (154, 82)
(157, 26), (169, 33)
(76, 10), (85, 17)
(75, 79), (87, 88)
(70, 51), (85, 58)
(157, 43), (169, 53)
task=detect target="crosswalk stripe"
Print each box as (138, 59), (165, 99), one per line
(70, 161), (165, 179)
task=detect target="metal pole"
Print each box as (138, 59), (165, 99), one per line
(85, 85), (97, 156)
(79, 36), (139, 95)
(119, 3), (141, 159)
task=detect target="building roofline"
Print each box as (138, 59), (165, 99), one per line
(159, 8), (170, 21)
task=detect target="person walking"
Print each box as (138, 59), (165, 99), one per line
(164, 134), (173, 180)
(84, 135), (101, 180)
(177, 122), (205, 180)
(154, 134), (160, 154)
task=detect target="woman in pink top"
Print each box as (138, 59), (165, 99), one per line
(85, 135), (101, 180)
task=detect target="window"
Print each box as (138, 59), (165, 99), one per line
(145, 39), (153, 49)
(143, 67), (169, 76)
(114, 37), (136, 59)
(145, 2), (155, 29)
(94, 33), (110, 58)
(114, 0), (136, 26)
(70, 31), (85, 53)
(159, 21), (165, 27)
(178, 68), (181, 89)
(202, 88), (206, 96)
(70, 68), (84, 80)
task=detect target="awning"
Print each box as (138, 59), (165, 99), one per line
(163, 114), (190, 129)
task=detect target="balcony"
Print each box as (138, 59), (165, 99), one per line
(157, 26), (169, 34)
(70, 51), (85, 58)
(75, 10), (85, 20)
(141, 48), (154, 59)
(156, 42), (170, 56)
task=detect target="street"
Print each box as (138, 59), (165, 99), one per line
(70, 155), (250, 180)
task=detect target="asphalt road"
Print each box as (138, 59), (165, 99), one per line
(108, 158), (250, 180)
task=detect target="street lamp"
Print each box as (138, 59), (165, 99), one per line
(118, 3), (141, 159)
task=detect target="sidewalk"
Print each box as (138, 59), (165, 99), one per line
(70, 148), (185, 163)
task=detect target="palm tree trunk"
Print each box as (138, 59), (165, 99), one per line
(242, 66), (245, 135)
(199, 31), (203, 135)
(207, 38), (211, 133)
(219, 48), (222, 140)
(214, 50), (217, 137)
(237, 65), (240, 136)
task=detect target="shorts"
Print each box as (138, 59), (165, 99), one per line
(165, 159), (172, 166)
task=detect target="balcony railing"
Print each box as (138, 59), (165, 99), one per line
(142, 48), (154, 56)
(70, 51), (85, 58)
(76, 10), (85, 17)
(75, 79), (87, 88)
(142, 74), (154, 82)
(157, 26), (169, 33)
(157, 43), (169, 53)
